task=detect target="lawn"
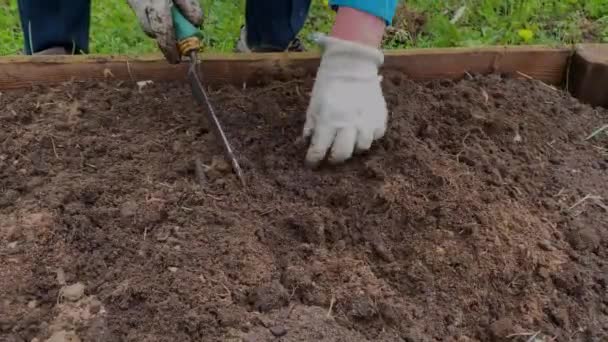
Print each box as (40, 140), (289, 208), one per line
(386, 0), (608, 48)
(0, 0), (606, 56)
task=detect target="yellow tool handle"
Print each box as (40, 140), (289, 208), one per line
(171, 7), (202, 56)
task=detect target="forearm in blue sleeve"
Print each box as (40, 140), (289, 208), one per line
(329, 0), (398, 25)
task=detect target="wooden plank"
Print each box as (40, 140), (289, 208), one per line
(384, 46), (572, 84)
(0, 53), (320, 90)
(0, 45), (573, 91)
(569, 44), (608, 108)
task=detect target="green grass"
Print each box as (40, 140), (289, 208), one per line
(386, 0), (608, 48)
(0, 0), (606, 56)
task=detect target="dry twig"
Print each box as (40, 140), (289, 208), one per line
(326, 295), (335, 318)
(568, 194), (602, 211)
(50, 136), (59, 159)
(593, 198), (608, 212)
(585, 124), (608, 141)
(103, 68), (115, 79)
(545, 140), (562, 154)
(480, 88), (489, 104)
(194, 156), (208, 187)
(506, 330), (541, 339)
(125, 59), (135, 83)
(525, 331), (542, 342)
(516, 71), (558, 91)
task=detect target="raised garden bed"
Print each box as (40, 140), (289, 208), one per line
(1, 45), (607, 341)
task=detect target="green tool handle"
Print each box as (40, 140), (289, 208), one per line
(171, 6), (202, 41)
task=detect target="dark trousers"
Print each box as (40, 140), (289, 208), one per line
(245, 0), (311, 51)
(18, 0), (91, 54)
(17, 0), (312, 54)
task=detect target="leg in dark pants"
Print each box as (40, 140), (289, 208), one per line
(17, 0), (91, 54)
(245, 0), (312, 51)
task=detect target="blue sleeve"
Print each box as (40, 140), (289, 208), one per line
(329, 0), (398, 25)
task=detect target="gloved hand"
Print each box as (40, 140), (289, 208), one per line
(303, 35), (388, 167)
(127, 0), (203, 63)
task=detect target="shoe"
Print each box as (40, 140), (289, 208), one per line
(235, 26), (252, 53)
(33, 47), (69, 55)
(286, 37), (306, 52)
(235, 26), (306, 53)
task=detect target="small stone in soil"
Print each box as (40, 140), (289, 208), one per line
(488, 317), (512, 339)
(155, 228), (170, 242)
(249, 281), (289, 312)
(217, 307), (241, 328)
(537, 266), (551, 280)
(27, 300), (37, 309)
(61, 282), (85, 301)
(89, 299), (102, 314)
(378, 301), (399, 325)
(45, 330), (81, 342)
(168, 267), (178, 273)
(350, 297), (377, 319)
(211, 155), (231, 172)
(171, 141), (183, 153)
(334, 239), (346, 251)
(56, 268), (66, 285)
(269, 325), (287, 337)
(84, 317), (114, 341)
(0, 189), (19, 208)
(566, 228), (600, 251)
(5, 224), (18, 241)
(26, 176), (44, 190)
(549, 307), (569, 327)
(205, 155), (232, 180)
(119, 200), (138, 218)
(372, 239), (395, 262)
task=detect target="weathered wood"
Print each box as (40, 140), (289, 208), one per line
(0, 45), (573, 91)
(0, 53), (320, 90)
(384, 45), (572, 85)
(569, 44), (608, 108)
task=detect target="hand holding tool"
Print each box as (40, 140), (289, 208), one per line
(171, 7), (246, 186)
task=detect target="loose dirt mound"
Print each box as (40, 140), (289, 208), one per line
(1, 72), (607, 342)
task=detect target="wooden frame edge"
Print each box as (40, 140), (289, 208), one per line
(568, 44), (608, 108)
(0, 45), (576, 91)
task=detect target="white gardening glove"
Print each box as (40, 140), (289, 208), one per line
(127, 0), (203, 64)
(303, 35), (388, 167)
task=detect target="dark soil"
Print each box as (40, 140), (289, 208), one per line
(384, 3), (427, 46)
(1, 71), (607, 342)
